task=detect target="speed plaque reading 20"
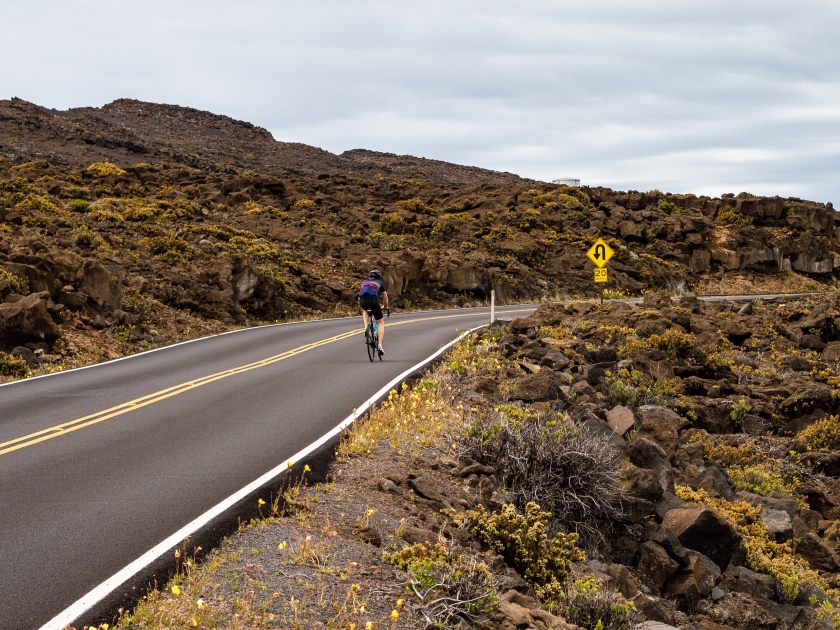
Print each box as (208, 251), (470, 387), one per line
(594, 268), (608, 283)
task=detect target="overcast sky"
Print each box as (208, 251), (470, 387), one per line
(4, 1), (840, 202)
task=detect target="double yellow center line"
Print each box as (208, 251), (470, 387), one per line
(0, 309), (529, 457)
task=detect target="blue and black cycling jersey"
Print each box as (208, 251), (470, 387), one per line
(358, 278), (386, 298)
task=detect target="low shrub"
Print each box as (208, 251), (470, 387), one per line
(658, 199), (682, 215)
(557, 185), (591, 206)
(460, 409), (624, 539)
(293, 198), (316, 208)
(730, 397), (752, 423)
(0, 352), (28, 378)
(376, 212), (405, 234)
(536, 325), (574, 340)
(620, 329), (702, 364)
(71, 225), (102, 250)
(383, 542), (498, 625)
(394, 197), (432, 213)
(87, 162), (126, 177)
(717, 205), (753, 226)
(463, 502), (584, 602)
(605, 368), (694, 418)
(141, 236), (194, 265)
(548, 578), (635, 630)
(799, 415), (840, 451)
(10, 160), (49, 172)
(697, 436), (803, 498)
(0, 266), (29, 294)
(68, 199), (91, 212)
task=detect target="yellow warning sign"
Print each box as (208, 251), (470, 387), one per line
(594, 268), (608, 283)
(586, 238), (614, 268)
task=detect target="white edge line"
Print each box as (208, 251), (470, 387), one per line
(39, 324), (487, 630)
(0, 304), (533, 391)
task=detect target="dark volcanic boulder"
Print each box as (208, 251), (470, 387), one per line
(635, 540), (679, 591)
(0, 292), (59, 346)
(663, 505), (742, 570)
(664, 550), (721, 605)
(633, 406), (682, 456)
(509, 372), (562, 402)
(796, 532), (840, 572)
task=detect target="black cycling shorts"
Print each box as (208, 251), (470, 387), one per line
(360, 296), (383, 320)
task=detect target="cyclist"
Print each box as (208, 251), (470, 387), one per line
(358, 269), (389, 356)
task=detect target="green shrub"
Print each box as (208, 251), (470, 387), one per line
(0, 352), (28, 378)
(548, 578), (635, 630)
(71, 225), (101, 249)
(141, 236), (194, 264)
(394, 197), (432, 213)
(376, 212), (405, 234)
(10, 160), (49, 172)
(658, 199), (681, 215)
(730, 397), (752, 424)
(717, 205), (753, 226)
(87, 162), (126, 177)
(557, 185), (591, 206)
(620, 329), (702, 364)
(0, 267), (29, 294)
(799, 415), (840, 451)
(464, 502), (584, 602)
(605, 368), (694, 418)
(383, 542), (497, 624)
(69, 199), (91, 212)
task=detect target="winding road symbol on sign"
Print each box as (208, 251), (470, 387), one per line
(586, 238), (614, 268)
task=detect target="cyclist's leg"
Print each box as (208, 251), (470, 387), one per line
(361, 308), (370, 331)
(376, 317), (384, 345)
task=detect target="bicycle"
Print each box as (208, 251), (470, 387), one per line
(363, 306), (390, 362)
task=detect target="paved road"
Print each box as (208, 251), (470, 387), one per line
(0, 305), (536, 630)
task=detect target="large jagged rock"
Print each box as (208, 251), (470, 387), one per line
(664, 550), (721, 606)
(636, 541), (679, 591)
(0, 292), (59, 346)
(633, 406), (682, 456)
(796, 532), (840, 572)
(76, 259), (123, 312)
(509, 372), (562, 402)
(663, 505), (742, 571)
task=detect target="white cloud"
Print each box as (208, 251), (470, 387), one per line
(2, 0), (839, 202)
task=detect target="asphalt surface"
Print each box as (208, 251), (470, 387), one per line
(0, 304), (535, 630)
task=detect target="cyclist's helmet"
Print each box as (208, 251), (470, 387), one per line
(369, 269), (383, 279)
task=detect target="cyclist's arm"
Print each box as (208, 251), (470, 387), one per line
(381, 290), (390, 309)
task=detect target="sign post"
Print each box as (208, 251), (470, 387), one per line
(586, 238), (614, 304)
(490, 289), (495, 323)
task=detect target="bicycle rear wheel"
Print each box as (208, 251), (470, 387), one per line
(365, 325), (376, 362)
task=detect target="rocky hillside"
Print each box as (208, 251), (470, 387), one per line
(0, 97), (838, 379)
